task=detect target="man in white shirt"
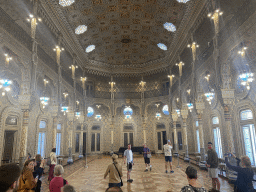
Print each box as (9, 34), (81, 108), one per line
(164, 140), (174, 173)
(124, 144), (134, 183)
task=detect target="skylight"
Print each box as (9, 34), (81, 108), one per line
(157, 43), (167, 51)
(163, 23), (176, 32)
(75, 25), (87, 34)
(86, 45), (95, 53)
(59, 0), (75, 7)
(177, 0), (190, 3)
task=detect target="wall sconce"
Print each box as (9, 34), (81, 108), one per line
(155, 113), (161, 120)
(63, 92), (68, 99)
(204, 91), (215, 104)
(238, 47), (247, 57)
(4, 54), (12, 67)
(207, 9), (223, 19)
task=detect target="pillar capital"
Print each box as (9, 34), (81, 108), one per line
(221, 89), (235, 105)
(172, 112), (179, 122)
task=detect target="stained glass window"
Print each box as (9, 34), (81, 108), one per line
(196, 121), (199, 127)
(212, 117), (219, 124)
(124, 106), (133, 115)
(56, 133), (61, 156)
(37, 132), (45, 158)
(157, 43), (167, 51)
(241, 110), (253, 120)
(196, 129), (200, 153)
(163, 23), (176, 32)
(39, 121), (46, 128)
(162, 105), (169, 115)
(87, 107), (94, 117)
(86, 45), (95, 53)
(213, 127), (223, 158)
(75, 25), (87, 34)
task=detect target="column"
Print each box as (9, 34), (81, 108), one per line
(79, 124), (84, 158)
(172, 112), (178, 155)
(198, 115), (206, 162)
(67, 112), (74, 164)
(19, 110), (29, 167)
(181, 107), (189, 161)
(52, 117), (57, 149)
(143, 130), (146, 144)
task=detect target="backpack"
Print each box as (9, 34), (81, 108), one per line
(46, 157), (51, 166)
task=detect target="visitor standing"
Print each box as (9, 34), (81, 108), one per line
(123, 144), (134, 183)
(206, 142), (220, 191)
(0, 163), (20, 192)
(48, 148), (57, 181)
(164, 140), (174, 173)
(17, 159), (38, 191)
(49, 165), (68, 192)
(225, 154), (254, 192)
(33, 154), (46, 192)
(181, 166), (207, 192)
(143, 144), (152, 172)
(104, 154), (123, 188)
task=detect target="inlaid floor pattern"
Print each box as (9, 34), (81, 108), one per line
(41, 155), (233, 192)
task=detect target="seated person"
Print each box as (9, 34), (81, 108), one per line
(181, 166), (207, 192)
(0, 163), (20, 192)
(61, 184), (76, 192)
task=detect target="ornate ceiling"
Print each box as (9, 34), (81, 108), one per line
(63, 0), (184, 65)
(38, 0), (206, 76)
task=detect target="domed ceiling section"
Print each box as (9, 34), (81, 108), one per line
(59, 0), (186, 70)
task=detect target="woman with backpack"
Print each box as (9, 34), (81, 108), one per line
(48, 148), (57, 181)
(49, 165), (68, 192)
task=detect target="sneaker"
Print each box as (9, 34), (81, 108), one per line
(128, 179), (133, 183)
(170, 170), (174, 173)
(150, 165), (152, 171)
(165, 170), (168, 173)
(144, 169), (148, 172)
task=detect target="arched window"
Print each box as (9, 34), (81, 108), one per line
(87, 107), (94, 117)
(38, 121), (46, 158)
(212, 117), (223, 158)
(162, 105), (169, 115)
(240, 109), (256, 165)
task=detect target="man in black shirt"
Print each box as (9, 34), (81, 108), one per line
(206, 142), (220, 191)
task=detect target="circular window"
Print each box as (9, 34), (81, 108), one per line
(123, 106), (133, 115)
(162, 105), (169, 115)
(87, 107), (94, 117)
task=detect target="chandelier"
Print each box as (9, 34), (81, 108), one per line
(239, 73), (254, 90)
(0, 79), (12, 96)
(204, 91), (215, 104)
(40, 97), (50, 108)
(155, 113), (161, 120)
(95, 115), (102, 121)
(187, 103), (193, 112)
(176, 109), (181, 117)
(125, 115), (131, 119)
(75, 112), (80, 119)
(61, 106), (68, 115)
(59, 0), (75, 7)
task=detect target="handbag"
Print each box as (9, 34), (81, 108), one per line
(113, 163), (123, 187)
(147, 153), (152, 158)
